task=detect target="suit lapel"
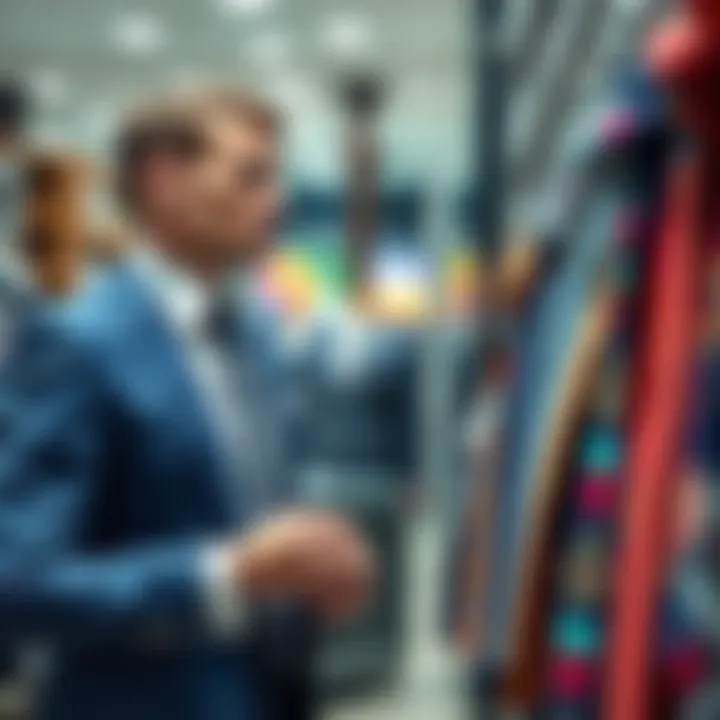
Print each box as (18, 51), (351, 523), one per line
(110, 264), (235, 525)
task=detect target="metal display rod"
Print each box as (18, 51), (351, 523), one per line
(339, 75), (385, 297)
(470, 0), (508, 717)
(475, 0), (506, 264)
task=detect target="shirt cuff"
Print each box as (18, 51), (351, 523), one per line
(200, 545), (247, 638)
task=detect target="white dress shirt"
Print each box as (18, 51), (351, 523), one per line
(132, 246), (258, 638)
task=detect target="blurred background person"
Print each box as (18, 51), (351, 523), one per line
(0, 80), (28, 292)
(0, 77), (32, 720)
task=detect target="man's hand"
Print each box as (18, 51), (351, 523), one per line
(230, 511), (375, 624)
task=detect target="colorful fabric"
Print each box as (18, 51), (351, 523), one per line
(646, 192), (720, 716)
(477, 96), (636, 684)
(544, 94), (719, 720)
(541, 64), (675, 719)
(603, 155), (700, 720)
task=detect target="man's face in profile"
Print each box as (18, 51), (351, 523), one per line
(166, 113), (282, 267)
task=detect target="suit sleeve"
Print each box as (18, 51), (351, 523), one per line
(0, 314), (210, 649)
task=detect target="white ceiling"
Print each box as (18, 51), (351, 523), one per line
(0, 0), (674, 194)
(0, 0), (474, 185)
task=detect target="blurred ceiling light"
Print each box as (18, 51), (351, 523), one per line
(247, 31), (291, 66)
(113, 12), (167, 55)
(30, 69), (69, 106)
(220, 0), (274, 14)
(320, 13), (375, 57)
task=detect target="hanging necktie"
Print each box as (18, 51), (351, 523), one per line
(537, 109), (674, 719)
(648, 171), (720, 719)
(602, 153), (702, 720)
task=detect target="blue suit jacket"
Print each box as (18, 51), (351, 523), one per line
(0, 263), (308, 720)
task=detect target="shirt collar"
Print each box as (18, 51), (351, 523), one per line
(0, 245), (31, 294)
(131, 242), (246, 338)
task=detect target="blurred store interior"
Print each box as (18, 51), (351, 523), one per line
(8, 0), (720, 718)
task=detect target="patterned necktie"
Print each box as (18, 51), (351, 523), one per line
(539, 109), (673, 719)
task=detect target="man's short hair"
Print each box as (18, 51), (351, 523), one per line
(116, 86), (281, 216)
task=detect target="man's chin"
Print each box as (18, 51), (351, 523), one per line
(238, 237), (273, 264)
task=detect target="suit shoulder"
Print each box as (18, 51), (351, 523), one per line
(0, 300), (104, 406)
(55, 269), (143, 364)
(15, 273), (124, 385)
(60, 272), (120, 338)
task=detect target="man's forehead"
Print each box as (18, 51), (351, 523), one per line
(206, 113), (275, 154)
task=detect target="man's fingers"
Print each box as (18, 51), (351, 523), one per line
(235, 508), (375, 624)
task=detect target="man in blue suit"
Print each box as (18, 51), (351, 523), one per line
(0, 87), (373, 720)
